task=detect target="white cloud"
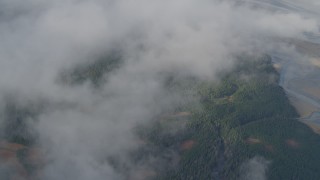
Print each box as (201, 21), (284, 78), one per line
(0, 0), (317, 179)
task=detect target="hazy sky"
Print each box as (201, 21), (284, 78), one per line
(0, 0), (318, 179)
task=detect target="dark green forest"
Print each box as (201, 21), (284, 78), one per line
(135, 55), (320, 180)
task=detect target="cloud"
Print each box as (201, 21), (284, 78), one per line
(0, 0), (317, 179)
(240, 156), (271, 180)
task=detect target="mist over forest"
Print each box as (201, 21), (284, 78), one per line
(0, 0), (320, 179)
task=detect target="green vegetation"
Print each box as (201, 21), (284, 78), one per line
(137, 55), (320, 180)
(3, 53), (320, 179)
(60, 51), (122, 86)
(2, 100), (40, 146)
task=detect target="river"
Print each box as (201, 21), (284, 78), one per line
(271, 39), (320, 126)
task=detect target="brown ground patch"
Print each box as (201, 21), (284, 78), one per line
(0, 141), (26, 151)
(180, 140), (196, 150)
(0, 141), (45, 180)
(0, 151), (28, 180)
(245, 137), (261, 145)
(245, 138), (275, 152)
(264, 144), (274, 152)
(0, 149), (16, 160)
(130, 169), (157, 180)
(286, 139), (300, 149)
(175, 112), (191, 116)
